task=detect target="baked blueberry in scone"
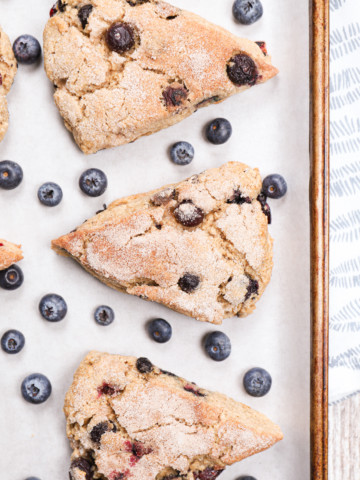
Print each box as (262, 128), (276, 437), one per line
(43, 0), (278, 154)
(0, 239), (23, 271)
(52, 162), (274, 324)
(0, 26), (17, 142)
(65, 351), (283, 480)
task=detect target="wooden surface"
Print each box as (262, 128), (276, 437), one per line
(310, 0), (330, 478)
(329, 393), (360, 479)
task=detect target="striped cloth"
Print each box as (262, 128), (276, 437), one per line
(329, 0), (360, 402)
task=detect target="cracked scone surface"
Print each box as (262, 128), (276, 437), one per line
(0, 26), (17, 142)
(0, 239), (23, 270)
(43, 0), (278, 154)
(65, 351), (283, 480)
(52, 162), (273, 324)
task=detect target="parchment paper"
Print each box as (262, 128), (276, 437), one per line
(0, 0), (310, 478)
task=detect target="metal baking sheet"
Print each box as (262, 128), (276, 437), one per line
(0, 0), (310, 478)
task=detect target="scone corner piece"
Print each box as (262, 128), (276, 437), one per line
(65, 351), (283, 480)
(43, 0), (278, 154)
(0, 239), (23, 270)
(52, 161), (274, 324)
(0, 25), (17, 142)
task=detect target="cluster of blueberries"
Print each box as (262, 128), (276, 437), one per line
(2, 295), (272, 398)
(0, 160), (108, 205)
(1, 137), (284, 479)
(6, 1), (272, 479)
(0, 123), (287, 208)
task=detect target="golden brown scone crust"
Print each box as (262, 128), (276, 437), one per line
(0, 239), (23, 270)
(43, 0), (278, 154)
(52, 162), (273, 324)
(0, 94), (9, 142)
(0, 26), (17, 142)
(65, 351), (283, 480)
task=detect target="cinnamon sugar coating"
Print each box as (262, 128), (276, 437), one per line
(52, 162), (273, 324)
(65, 351), (283, 480)
(43, 0), (278, 154)
(0, 26), (17, 142)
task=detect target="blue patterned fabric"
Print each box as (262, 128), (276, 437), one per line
(330, 0), (360, 402)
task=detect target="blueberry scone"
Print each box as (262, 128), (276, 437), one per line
(52, 162), (273, 324)
(0, 239), (23, 270)
(66, 351), (283, 480)
(43, 0), (278, 154)
(0, 27), (17, 142)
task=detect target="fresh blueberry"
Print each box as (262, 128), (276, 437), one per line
(94, 305), (114, 326)
(262, 174), (288, 199)
(0, 264), (24, 290)
(233, 0), (263, 25)
(204, 331), (231, 361)
(243, 367), (272, 397)
(148, 318), (172, 343)
(37, 182), (63, 206)
(1, 329), (25, 354)
(13, 35), (41, 64)
(0, 160), (23, 190)
(21, 373), (52, 404)
(39, 294), (67, 322)
(236, 477), (257, 480)
(205, 118), (232, 145)
(170, 142), (194, 165)
(79, 168), (108, 197)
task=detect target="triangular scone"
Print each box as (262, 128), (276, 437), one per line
(43, 0), (278, 154)
(52, 162), (273, 324)
(0, 239), (23, 271)
(0, 26), (17, 142)
(65, 352), (283, 480)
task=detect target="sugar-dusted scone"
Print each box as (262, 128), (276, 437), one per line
(0, 239), (23, 270)
(0, 26), (17, 142)
(52, 162), (273, 324)
(0, 94), (9, 141)
(43, 0), (278, 154)
(65, 351), (283, 480)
